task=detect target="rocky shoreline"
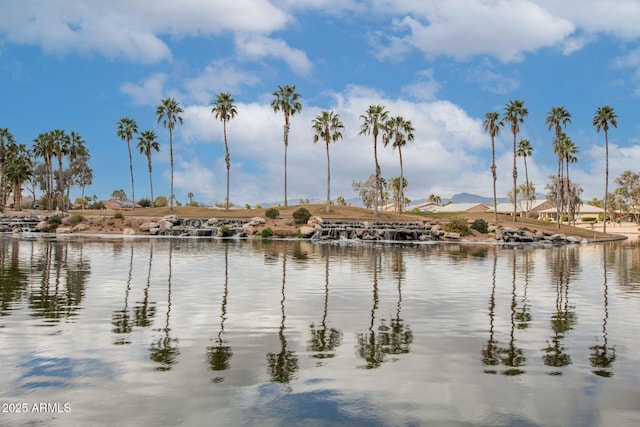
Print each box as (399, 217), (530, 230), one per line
(0, 213), (625, 244)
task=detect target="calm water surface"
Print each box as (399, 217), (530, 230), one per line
(0, 235), (639, 426)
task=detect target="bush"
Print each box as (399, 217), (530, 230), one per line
(47, 216), (62, 228)
(87, 201), (105, 210)
(114, 212), (124, 220)
(68, 214), (84, 225)
(292, 207), (311, 225)
(138, 198), (152, 208)
(154, 196), (168, 208)
(444, 217), (471, 236)
(581, 217), (597, 222)
(561, 215), (569, 222)
(543, 217), (552, 222)
(471, 218), (488, 234)
(265, 207), (280, 219)
(260, 228), (274, 237)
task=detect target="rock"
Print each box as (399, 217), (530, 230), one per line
(488, 225), (498, 233)
(299, 226), (315, 237)
(444, 232), (461, 239)
(72, 223), (89, 232)
(123, 228), (136, 235)
(36, 221), (49, 232)
(158, 219), (172, 231)
(207, 218), (219, 225)
(308, 216), (323, 226)
(149, 228), (160, 235)
(242, 224), (255, 235)
(12, 227), (21, 233)
(139, 221), (159, 232)
(163, 214), (178, 223)
(285, 219), (294, 226)
(248, 216), (266, 226)
(56, 227), (72, 234)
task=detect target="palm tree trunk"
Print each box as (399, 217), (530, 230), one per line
(169, 128), (174, 212)
(512, 133), (517, 222)
(128, 140), (135, 210)
(283, 118), (289, 207)
(58, 155), (64, 211)
(398, 145), (404, 214)
(373, 134), (380, 216)
(556, 157), (561, 229)
(224, 119), (230, 211)
(524, 155), (530, 217)
(326, 140), (331, 213)
(0, 146), (4, 210)
(565, 156), (570, 224)
(604, 130), (609, 234)
(148, 157), (154, 203)
(491, 137), (498, 223)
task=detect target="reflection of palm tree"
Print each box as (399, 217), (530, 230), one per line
(266, 253), (298, 383)
(590, 245), (616, 377)
(482, 248), (500, 373)
(356, 248), (385, 369)
(379, 250), (412, 357)
(112, 245), (134, 343)
(150, 242), (180, 371)
(500, 250), (526, 376)
(134, 242), (156, 327)
(515, 250), (532, 330)
(207, 244), (233, 380)
(308, 252), (342, 365)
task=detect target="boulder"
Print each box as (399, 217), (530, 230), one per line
(299, 226), (315, 237)
(35, 221), (50, 232)
(56, 227), (72, 234)
(444, 232), (461, 239)
(207, 218), (219, 225)
(139, 221), (159, 232)
(149, 227), (160, 235)
(12, 227), (21, 233)
(158, 219), (172, 231)
(242, 224), (255, 235)
(72, 223), (89, 232)
(248, 217), (266, 226)
(163, 214), (178, 224)
(123, 228), (136, 235)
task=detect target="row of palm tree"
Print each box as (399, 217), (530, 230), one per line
(484, 102), (617, 232)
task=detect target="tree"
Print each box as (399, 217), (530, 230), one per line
(32, 132), (55, 210)
(359, 105), (389, 216)
(112, 189), (127, 201)
(50, 129), (68, 210)
(614, 170), (640, 223)
(66, 131), (88, 211)
(211, 92), (238, 211)
(427, 193), (442, 206)
(546, 106), (572, 229)
(271, 85), (302, 207)
(517, 139), (534, 216)
(0, 128), (16, 209)
(137, 130), (160, 203)
(3, 141), (32, 210)
(70, 154), (93, 209)
(387, 177), (409, 211)
(156, 97), (184, 212)
(117, 118), (138, 210)
(562, 135), (579, 221)
(312, 110), (344, 213)
(352, 174), (377, 208)
(383, 116), (415, 214)
(187, 192), (194, 205)
(593, 106), (617, 234)
(483, 112), (502, 223)
(503, 100), (528, 222)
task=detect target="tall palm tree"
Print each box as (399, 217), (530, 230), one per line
(503, 100), (528, 222)
(563, 136), (578, 221)
(359, 105), (389, 216)
(383, 116), (415, 214)
(312, 110), (344, 213)
(4, 141), (32, 211)
(546, 106), (572, 229)
(50, 129), (68, 210)
(117, 118), (139, 209)
(156, 98), (184, 212)
(211, 92), (238, 210)
(33, 131), (55, 210)
(517, 139), (534, 216)
(137, 130), (160, 203)
(271, 85), (302, 207)
(483, 112), (502, 223)
(66, 131), (88, 210)
(593, 106), (618, 234)
(0, 128), (16, 210)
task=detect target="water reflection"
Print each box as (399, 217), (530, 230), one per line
(0, 238), (28, 316)
(590, 244), (616, 377)
(133, 242), (156, 327)
(111, 245), (134, 344)
(266, 252), (299, 384)
(307, 247), (342, 365)
(150, 241), (180, 371)
(356, 247), (384, 369)
(207, 243), (233, 381)
(482, 248), (500, 373)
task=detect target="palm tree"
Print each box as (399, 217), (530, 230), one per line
(32, 131), (55, 210)
(50, 129), (68, 210)
(483, 112), (503, 223)
(187, 192), (194, 205)
(517, 139), (534, 216)
(383, 116), (415, 214)
(271, 85), (302, 207)
(137, 130), (160, 203)
(156, 98), (184, 212)
(593, 106), (618, 234)
(211, 92), (238, 211)
(503, 100), (528, 222)
(66, 131), (88, 210)
(0, 128), (16, 209)
(117, 118), (139, 209)
(563, 136), (578, 221)
(312, 110), (344, 213)
(546, 106), (572, 229)
(4, 141), (32, 211)
(359, 105), (389, 216)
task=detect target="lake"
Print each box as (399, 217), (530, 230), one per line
(0, 235), (639, 426)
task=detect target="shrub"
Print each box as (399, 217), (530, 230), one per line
(561, 215), (569, 222)
(114, 212), (124, 220)
(581, 217), (597, 222)
(292, 207), (311, 225)
(254, 204), (262, 209)
(154, 196), (168, 208)
(444, 217), (471, 236)
(47, 216), (62, 228)
(68, 214), (85, 225)
(471, 218), (488, 234)
(220, 225), (230, 233)
(87, 201), (105, 210)
(260, 228), (274, 237)
(138, 198), (152, 208)
(543, 217), (552, 222)
(265, 207), (280, 219)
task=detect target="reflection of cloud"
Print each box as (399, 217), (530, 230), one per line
(17, 354), (114, 389)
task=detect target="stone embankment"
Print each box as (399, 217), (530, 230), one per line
(0, 213), (593, 244)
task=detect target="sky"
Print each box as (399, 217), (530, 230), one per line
(2, 0), (640, 207)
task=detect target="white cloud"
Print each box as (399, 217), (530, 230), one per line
(401, 68), (442, 100)
(235, 35), (313, 75)
(465, 60), (520, 95)
(120, 73), (168, 106)
(183, 61), (261, 104)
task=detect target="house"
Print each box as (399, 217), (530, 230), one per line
(429, 203), (489, 213)
(407, 201), (439, 212)
(538, 204), (605, 220)
(488, 200), (554, 217)
(102, 199), (142, 210)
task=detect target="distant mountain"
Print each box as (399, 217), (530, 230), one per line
(449, 192), (508, 204)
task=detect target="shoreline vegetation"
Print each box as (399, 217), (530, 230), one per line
(0, 204), (631, 243)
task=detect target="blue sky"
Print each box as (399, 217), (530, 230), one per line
(2, 0), (640, 206)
